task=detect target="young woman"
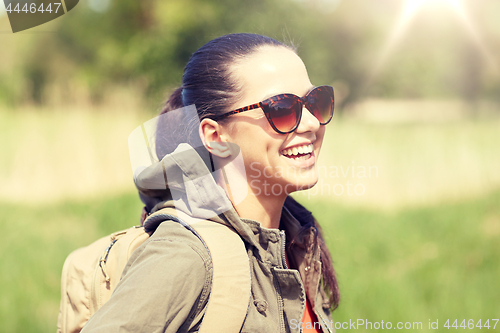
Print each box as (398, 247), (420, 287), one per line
(82, 33), (339, 333)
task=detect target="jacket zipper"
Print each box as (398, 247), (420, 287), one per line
(281, 229), (332, 333)
(281, 228), (302, 333)
(280, 230), (288, 269)
(317, 312), (333, 333)
(277, 230), (288, 332)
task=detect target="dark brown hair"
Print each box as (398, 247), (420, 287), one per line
(155, 33), (340, 310)
(284, 196), (340, 310)
(155, 33), (287, 159)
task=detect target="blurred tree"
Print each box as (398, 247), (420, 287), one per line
(1, 0), (499, 108)
(459, 40), (482, 111)
(21, 0), (328, 106)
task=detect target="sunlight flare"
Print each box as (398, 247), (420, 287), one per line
(365, 0), (498, 90)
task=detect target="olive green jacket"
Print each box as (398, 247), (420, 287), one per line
(81, 144), (334, 332)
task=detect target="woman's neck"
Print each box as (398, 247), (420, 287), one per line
(213, 162), (286, 229)
(232, 184), (286, 229)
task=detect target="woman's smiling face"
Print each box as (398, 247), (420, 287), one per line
(221, 46), (326, 196)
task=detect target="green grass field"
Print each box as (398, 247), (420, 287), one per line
(0, 190), (499, 332)
(300, 191), (500, 332)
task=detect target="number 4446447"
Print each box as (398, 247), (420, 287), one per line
(5, 2), (62, 14)
(444, 319), (499, 330)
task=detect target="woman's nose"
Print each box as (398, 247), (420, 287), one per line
(295, 107), (320, 133)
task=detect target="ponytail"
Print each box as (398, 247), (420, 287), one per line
(161, 86), (184, 114)
(155, 86), (198, 160)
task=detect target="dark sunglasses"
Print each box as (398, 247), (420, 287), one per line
(211, 85), (334, 134)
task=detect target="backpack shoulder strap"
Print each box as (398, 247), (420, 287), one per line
(91, 226), (149, 313)
(150, 208), (251, 333)
(191, 220), (251, 333)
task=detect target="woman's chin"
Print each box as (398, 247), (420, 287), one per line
(283, 177), (319, 195)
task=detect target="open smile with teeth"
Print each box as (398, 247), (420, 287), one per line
(281, 144), (314, 161)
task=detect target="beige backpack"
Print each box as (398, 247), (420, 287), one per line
(57, 208), (251, 333)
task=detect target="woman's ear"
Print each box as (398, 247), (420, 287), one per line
(199, 118), (232, 158)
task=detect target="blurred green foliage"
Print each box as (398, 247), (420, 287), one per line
(0, 190), (498, 332)
(1, 0), (499, 107)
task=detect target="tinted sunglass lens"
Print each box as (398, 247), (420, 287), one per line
(308, 88), (334, 124)
(267, 99), (300, 133)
